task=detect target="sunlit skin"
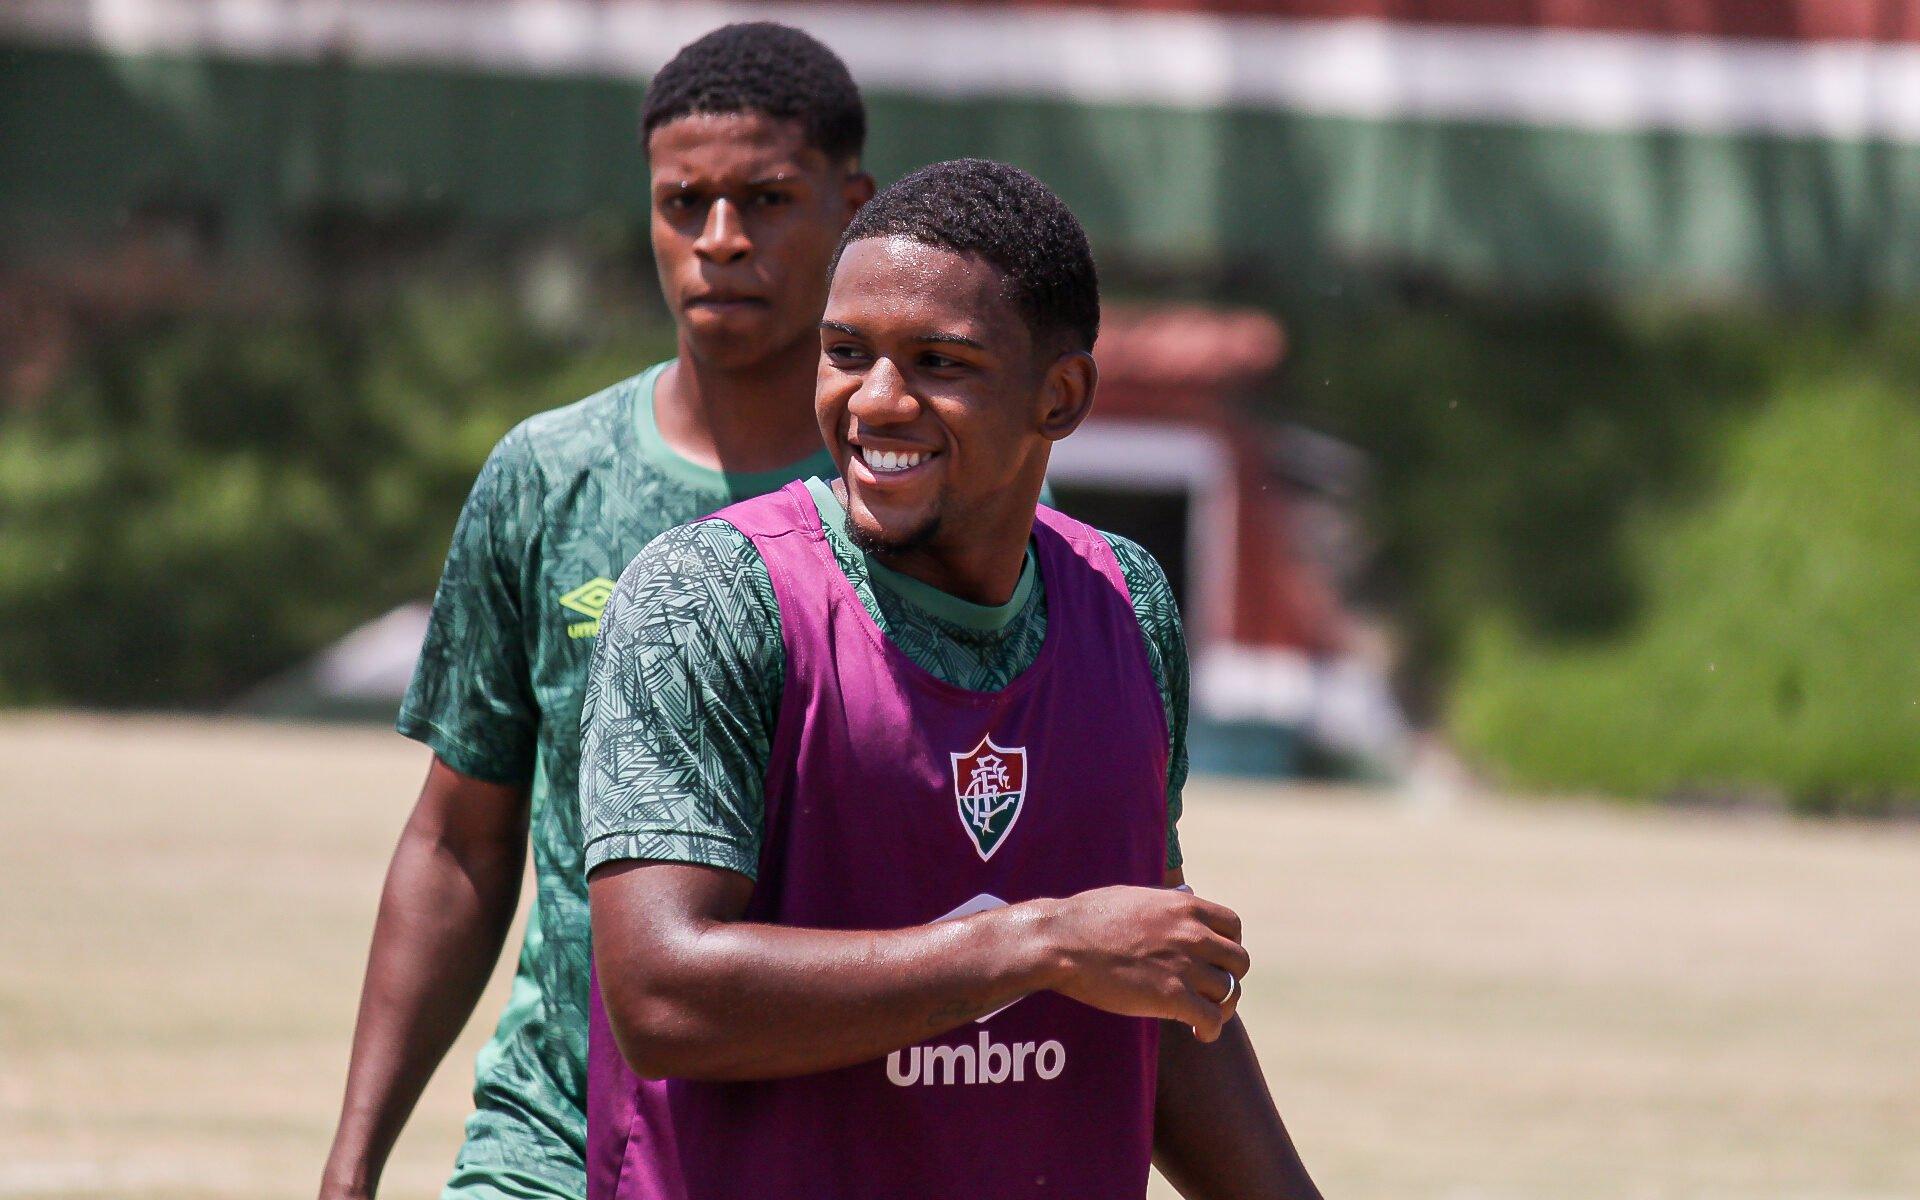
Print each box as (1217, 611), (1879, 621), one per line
(648, 112), (873, 470)
(816, 236), (1097, 605)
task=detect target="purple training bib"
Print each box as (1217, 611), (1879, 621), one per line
(590, 481), (1169, 1199)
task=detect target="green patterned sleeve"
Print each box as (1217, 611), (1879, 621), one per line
(1102, 533), (1191, 871)
(579, 520), (786, 880)
(397, 426), (544, 785)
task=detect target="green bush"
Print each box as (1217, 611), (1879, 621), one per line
(1278, 300), (1782, 704)
(0, 287), (670, 707)
(1267, 297), (1920, 808)
(1449, 377), (1920, 812)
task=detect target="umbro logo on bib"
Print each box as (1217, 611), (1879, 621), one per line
(951, 735), (1027, 861)
(886, 1031), (1066, 1087)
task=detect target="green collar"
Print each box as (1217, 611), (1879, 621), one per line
(633, 361), (838, 498)
(804, 477), (1037, 632)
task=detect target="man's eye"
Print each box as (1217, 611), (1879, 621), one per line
(826, 344), (870, 366)
(922, 352), (963, 370)
(659, 193), (699, 213)
(752, 191), (793, 208)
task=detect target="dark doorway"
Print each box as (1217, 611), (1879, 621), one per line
(1048, 483), (1192, 618)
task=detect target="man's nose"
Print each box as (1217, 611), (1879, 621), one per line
(848, 358), (917, 425)
(693, 198), (750, 264)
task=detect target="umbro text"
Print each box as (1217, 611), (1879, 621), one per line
(885, 1032), (1065, 1087)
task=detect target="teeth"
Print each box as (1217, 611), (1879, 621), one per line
(862, 448), (927, 473)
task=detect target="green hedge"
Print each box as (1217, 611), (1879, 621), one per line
(1274, 298), (1920, 811)
(1450, 377), (1920, 812)
(0, 287), (669, 707)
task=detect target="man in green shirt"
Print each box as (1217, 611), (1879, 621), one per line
(318, 24), (874, 1200)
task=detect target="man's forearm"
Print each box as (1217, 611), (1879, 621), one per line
(595, 891), (1059, 1081)
(1153, 1017), (1323, 1200)
(592, 865), (1247, 1083)
(321, 805), (524, 1195)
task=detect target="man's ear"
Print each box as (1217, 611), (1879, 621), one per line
(1038, 350), (1097, 443)
(843, 168), (877, 217)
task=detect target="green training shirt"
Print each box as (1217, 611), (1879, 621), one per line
(579, 477), (1190, 882)
(397, 361), (834, 1199)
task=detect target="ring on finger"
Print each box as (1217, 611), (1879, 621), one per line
(1223, 972), (1239, 1005)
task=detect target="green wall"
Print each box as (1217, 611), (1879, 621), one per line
(7, 43), (1920, 299)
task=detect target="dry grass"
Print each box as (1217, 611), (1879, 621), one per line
(2, 715), (1917, 1199)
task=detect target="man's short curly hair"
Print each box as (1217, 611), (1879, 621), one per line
(641, 23), (865, 163)
(834, 159), (1099, 353)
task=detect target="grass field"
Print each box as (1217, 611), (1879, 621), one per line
(2, 714), (1917, 1199)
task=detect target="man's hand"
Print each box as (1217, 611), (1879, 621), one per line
(1040, 885), (1247, 1041)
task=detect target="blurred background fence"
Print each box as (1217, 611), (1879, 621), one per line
(4, 0), (1918, 811)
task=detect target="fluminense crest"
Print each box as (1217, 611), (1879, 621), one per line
(949, 734), (1027, 861)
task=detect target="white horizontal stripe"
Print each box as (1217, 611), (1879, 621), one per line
(8, 0), (1920, 142)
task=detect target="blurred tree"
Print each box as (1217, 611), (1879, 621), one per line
(0, 286), (668, 706)
(1275, 297), (1920, 712)
(1451, 374), (1920, 812)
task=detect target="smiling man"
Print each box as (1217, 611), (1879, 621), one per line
(581, 159), (1322, 1199)
(319, 25), (872, 1200)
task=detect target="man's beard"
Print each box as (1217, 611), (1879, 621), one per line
(844, 505), (942, 558)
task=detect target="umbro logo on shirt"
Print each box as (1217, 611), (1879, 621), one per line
(557, 577), (617, 639)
